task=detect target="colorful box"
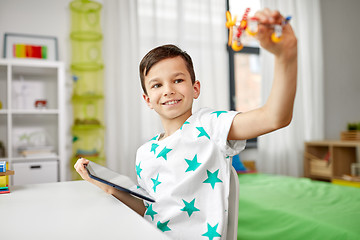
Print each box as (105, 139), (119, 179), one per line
(0, 161), (6, 172)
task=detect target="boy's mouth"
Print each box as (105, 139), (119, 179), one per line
(162, 99), (181, 105)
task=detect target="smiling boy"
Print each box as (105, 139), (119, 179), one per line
(75, 8), (297, 240)
(141, 51), (200, 139)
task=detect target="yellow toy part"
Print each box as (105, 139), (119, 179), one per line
(246, 27), (257, 37)
(245, 18), (259, 36)
(271, 33), (282, 43)
(226, 11), (237, 47)
(0, 175), (7, 188)
(232, 41), (244, 51)
(225, 11), (237, 28)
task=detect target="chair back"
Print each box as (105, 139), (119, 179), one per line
(227, 166), (239, 240)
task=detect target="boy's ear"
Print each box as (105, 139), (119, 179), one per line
(142, 93), (153, 109)
(193, 80), (201, 99)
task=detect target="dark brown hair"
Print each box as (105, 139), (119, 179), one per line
(139, 44), (196, 95)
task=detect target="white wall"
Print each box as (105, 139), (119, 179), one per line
(0, 0), (72, 63)
(321, 0), (360, 139)
(1, 0), (360, 164)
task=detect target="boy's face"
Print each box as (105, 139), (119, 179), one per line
(142, 56), (200, 122)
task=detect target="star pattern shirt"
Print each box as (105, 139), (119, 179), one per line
(135, 108), (246, 240)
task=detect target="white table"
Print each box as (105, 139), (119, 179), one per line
(0, 181), (171, 240)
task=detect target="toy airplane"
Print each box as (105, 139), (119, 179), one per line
(226, 8), (291, 51)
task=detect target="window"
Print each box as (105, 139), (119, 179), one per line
(227, 0), (261, 148)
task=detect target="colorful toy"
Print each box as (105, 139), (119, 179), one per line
(0, 161), (15, 194)
(13, 44), (48, 59)
(34, 99), (48, 109)
(226, 8), (291, 51)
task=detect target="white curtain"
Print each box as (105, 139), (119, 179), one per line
(103, 0), (229, 180)
(258, 0), (324, 176)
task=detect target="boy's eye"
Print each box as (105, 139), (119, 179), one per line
(152, 83), (161, 89)
(174, 79), (183, 84)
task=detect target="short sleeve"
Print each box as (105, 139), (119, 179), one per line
(196, 108), (246, 156)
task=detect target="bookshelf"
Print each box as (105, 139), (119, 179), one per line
(0, 59), (66, 185)
(304, 140), (360, 181)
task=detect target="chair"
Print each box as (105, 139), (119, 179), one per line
(227, 165), (239, 240)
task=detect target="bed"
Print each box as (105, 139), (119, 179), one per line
(237, 173), (360, 240)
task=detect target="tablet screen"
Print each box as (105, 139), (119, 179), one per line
(85, 161), (155, 202)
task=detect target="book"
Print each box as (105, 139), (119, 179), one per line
(18, 145), (55, 157)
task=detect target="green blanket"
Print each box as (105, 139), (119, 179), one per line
(237, 174), (360, 240)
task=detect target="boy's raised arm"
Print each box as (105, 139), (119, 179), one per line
(228, 9), (297, 141)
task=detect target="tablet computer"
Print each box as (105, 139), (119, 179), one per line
(85, 161), (155, 203)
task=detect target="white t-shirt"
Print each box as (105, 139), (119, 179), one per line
(135, 108), (246, 240)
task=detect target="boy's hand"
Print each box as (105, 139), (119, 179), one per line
(74, 158), (115, 194)
(254, 8), (297, 61)
(74, 158), (91, 181)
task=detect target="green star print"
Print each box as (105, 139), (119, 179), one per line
(145, 204), (158, 221)
(151, 173), (161, 192)
(149, 135), (158, 141)
(136, 162), (142, 179)
(180, 198), (200, 217)
(150, 143), (159, 154)
(211, 111), (227, 118)
(156, 146), (172, 160)
(202, 223), (221, 240)
(196, 127), (210, 139)
(203, 169), (222, 189)
(185, 154), (201, 172)
(157, 220), (171, 232)
(180, 121), (190, 130)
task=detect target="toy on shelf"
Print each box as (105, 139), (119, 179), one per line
(0, 161), (15, 194)
(34, 99), (48, 109)
(226, 8), (291, 51)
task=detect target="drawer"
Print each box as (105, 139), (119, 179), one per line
(12, 160), (58, 186)
(310, 159), (332, 177)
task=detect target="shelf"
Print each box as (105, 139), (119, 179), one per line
(1, 109), (59, 115)
(0, 58), (63, 68)
(11, 155), (59, 162)
(0, 59), (66, 184)
(0, 170), (15, 176)
(11, 109), (59, 115)
(304, 140), (360, 181)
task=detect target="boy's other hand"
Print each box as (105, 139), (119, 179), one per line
(74, 158), (91, 181)
(254, 8), (297, 61)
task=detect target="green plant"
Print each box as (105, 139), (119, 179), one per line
(347, 122), (360, 131)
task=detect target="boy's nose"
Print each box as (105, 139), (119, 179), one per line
(163, 84), (175, 96)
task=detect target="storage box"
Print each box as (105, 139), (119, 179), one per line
(72, 95), (104, 125)
(71, 35), (103, 68)
(12, 160), (58, 185)
(71, 66), (104, 96)
(310, 159), (332, 177)
(341, 131), (360, 141)
(70, 0), (102, 34)
(72, 125), (105, 159)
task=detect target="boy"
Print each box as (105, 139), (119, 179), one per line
(75, 8), (297, 240)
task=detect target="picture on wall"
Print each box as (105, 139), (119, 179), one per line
(3, 33), (58, 61)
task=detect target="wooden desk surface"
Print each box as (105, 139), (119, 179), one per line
(0, 181), (170, 240)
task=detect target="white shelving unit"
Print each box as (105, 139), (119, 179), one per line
(0, 59), (66, 185)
